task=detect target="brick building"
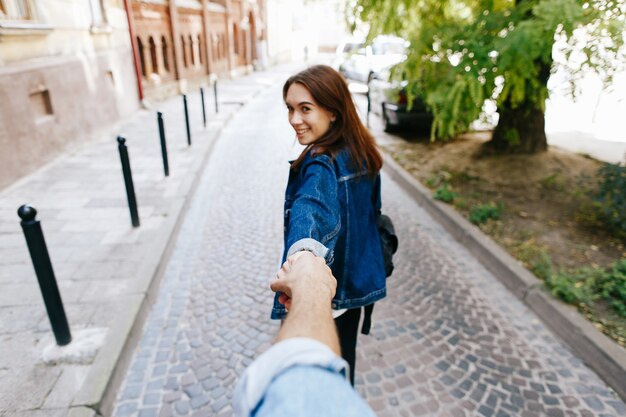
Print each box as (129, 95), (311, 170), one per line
(0, 0), (267, 190)
(129, 0), (267, 100)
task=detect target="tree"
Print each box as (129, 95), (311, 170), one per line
(351, 0), (625, 153)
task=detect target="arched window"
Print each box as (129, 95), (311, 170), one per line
(161, 36), (170, 72)
(149, 36), (158, 74)
(181, 35), (187, 67)
(198, 34), (203, 65)
(137, 37), (146, 77)
(189, 35), (195, 66)
(233, 24), (239, 55)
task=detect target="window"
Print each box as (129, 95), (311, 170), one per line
(198, 35), (203, 65)
(181, 35), (187, 67)
(88, 0), (106, 25)
(232, 24), (239, 55)
(137, 37), (146, 77)
(162, 36), (169, 72)
(149, 37), (158, 74)
(0, 0), (34, 20)
(189, 34), (195, 66)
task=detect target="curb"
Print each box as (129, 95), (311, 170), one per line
(381, 151), (626, 402)
(71, 83), (270, 416)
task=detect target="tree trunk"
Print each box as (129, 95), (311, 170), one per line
(485, 59), (551, 154)
(486, 99), (548, 154)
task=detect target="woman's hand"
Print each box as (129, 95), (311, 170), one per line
(271, 251), (335, 311)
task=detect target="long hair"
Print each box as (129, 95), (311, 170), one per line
(283, 65), (383, 176)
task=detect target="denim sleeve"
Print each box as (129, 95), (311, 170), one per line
(286, 158), (340, 263)
(253, 365), (377, 417)
(232, 338), (361, 417)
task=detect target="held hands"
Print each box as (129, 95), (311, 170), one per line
(270, 251), (337, 311)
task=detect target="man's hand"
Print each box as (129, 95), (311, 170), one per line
(271, 251), (336, 311)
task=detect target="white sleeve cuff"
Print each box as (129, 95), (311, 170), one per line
(232, 338), (348, 417)
(286, 238), (329, 260)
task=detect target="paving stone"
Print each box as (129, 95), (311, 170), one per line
(478, 405), (494, 417)
(138, 409), (158, 417)
(189, 393), (210, 410)
(174, 399), (189, 415)
(143, 393), (160, 406)
(122, 384), (142, 400)
(583, 395), (605, 411)
(116, 402), (138, 417)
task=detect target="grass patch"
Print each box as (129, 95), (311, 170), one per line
(469, 202), (503, 225)
(433, 183), (458, 203)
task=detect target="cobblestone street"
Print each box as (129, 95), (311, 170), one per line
(113, 69), (626, 417)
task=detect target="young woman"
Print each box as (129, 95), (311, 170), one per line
(271, 65), (387, 385)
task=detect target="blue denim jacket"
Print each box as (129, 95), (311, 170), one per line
(271, 149), (386, 319)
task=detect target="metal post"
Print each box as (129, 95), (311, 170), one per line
(117, 136), (140, 227)
(200, 87), (207, 128)
(18, 205), (72, 346)
(183, 94), (191, 146)
(366, 88), (371, 128)
(157, 112), (169, 177)
(213, 80), (219, 114)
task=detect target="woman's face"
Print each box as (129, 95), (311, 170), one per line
(285, 83), (336, 146)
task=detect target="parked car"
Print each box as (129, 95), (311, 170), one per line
(367, 67), (433, 133)
(337, 35), (408, 84)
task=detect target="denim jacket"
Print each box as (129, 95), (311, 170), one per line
(271, 148), (386, 320)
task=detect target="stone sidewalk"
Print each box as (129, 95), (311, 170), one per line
(110, 69), (626, 417)
(0, 68), (289, 417)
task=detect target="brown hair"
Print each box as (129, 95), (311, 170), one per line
(283, 65), (383, 176)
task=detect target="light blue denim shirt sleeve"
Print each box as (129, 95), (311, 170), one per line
(233, 338), (376, 417)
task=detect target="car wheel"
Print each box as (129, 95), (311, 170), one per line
(382, 103), (397, 133)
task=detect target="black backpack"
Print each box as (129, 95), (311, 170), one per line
(376, 212), (398, 277)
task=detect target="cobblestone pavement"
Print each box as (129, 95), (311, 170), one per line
(114, 70), (626, 417)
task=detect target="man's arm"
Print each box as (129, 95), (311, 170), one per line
(233, 252), (377, 417)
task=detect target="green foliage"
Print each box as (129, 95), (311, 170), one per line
(351, 0), (626, 141)
(469, 202), (503, 224)
(596, 259), (626, 317)
(539, 172), (567, 192)
(546, 269), (595, 305)
(433, 183), (458, 203)
(545, 259), (626, 317)
(594, 163), (626, 237)
(512, 238), (553, 280)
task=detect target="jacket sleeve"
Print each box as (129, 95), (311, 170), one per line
(286, 157), (340, 263)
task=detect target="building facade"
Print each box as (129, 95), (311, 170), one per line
(0, 0), (138, 190)
(129, 0), (267, 101)
(0, 0), (267, 190)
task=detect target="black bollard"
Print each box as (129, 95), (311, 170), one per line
(200, 87), (207, 128)
(18, 205), (72, 346)
(117, 136), (140, 227)
(366, 88), (371, 128)
(213, 80), (219, 114)
(157, 112), (169, 177)
(183, 94), (191, 146)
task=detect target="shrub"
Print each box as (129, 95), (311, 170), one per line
(434, 183), (458, 203)
(594, 162), (626, 237)
(546, 269), (595, 305)
(545, 259), (626, 318)
(469, 202), (503, 225)
(595, 259), (626, 317)
(512, 238), (553, 281)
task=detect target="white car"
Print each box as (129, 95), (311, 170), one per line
(337, 35), (408, 84)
